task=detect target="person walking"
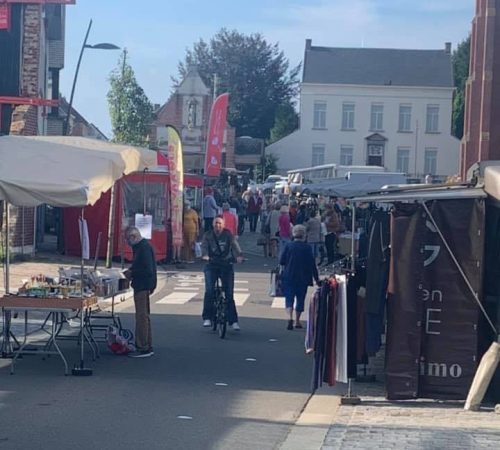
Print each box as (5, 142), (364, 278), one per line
(267, 203), (281, 258)
(201, 216), (243, 330)
(278, 204), (292, 256)
(182, 201), (199, 263)
(305, 210), (322, 261)
(247, 192), (261, 232)
(296, 201), (309, 225)
(124, 227), (157, 357)
(222, 202), (238, 237)
(323, 204), (343, 264)
(280, 224), (319, 330)
(203, 188), (219, 232)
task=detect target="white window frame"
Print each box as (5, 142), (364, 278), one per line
(312, 144), (325, 166)
(426, 105), (439, 133)
(370, 104), (384, 131)
(340, 145), (353, 166)
(424, 148), (438, 175)
(313, 101), (327, 129)
(341, 103), (355, 130)
(398, 104), (412, 132)
(396, 147), (410, 174)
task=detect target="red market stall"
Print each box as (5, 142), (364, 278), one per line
(63, 169), (203, 262)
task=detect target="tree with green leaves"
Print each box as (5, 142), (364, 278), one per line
(108, 49), (153, 145)
(269, 103), (299, 144)
(175, 29), (300, 139)
(452, 35), (470, 139)
(255, 154), (279, 183)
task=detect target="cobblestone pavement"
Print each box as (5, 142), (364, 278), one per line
(322, 384), (500, 449)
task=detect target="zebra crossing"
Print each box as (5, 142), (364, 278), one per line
(155, 274), (258, 307)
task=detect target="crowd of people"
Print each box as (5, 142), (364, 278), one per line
(181, 186), (352, 266)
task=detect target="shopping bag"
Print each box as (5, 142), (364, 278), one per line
(106, 325), (135, 355)
(269, 271), (277, 297)
(269, 266), (284, 297)
(194, 242), (202, 258)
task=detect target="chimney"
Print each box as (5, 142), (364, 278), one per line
(445, 42), (451, 54)
(305, 38), (312, 51)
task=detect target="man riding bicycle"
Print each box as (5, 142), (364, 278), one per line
(201, 216), (243, 330)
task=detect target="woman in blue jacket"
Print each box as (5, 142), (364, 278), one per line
(280, 224), (319, 330)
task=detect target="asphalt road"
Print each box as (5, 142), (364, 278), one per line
(0, 254), (315, 450)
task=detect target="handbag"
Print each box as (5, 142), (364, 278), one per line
(194, 242), (202, 258)
(269, 266), (284, 297)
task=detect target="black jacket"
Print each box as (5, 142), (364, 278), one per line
(201, 229), (242, 267)
(130, 239), (157, 292)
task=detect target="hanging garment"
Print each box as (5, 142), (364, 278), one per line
(310, 282), (332, 391)
(346, 273), (359, 379)
(335, 274), (348, 383)
(364, 210), (390, 356)
(305, 289), (319, 354)
(323, 278), (338, 386)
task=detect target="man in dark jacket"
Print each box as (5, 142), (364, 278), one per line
(201, 216), (243, 330)
(124, 227), (157, 357)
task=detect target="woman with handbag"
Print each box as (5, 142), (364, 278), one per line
(280, 224), (319, 330)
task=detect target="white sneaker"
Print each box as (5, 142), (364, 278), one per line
(231, 322), (241, 331)
(203, 320), (212, 327)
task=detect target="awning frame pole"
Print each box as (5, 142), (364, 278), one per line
(350, 202), (356, 271)
(5, 201), (10, 295)
(421, 201), (498, 338)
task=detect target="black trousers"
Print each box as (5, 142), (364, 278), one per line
(325, 233), (337, 263)
(204, 218), (213, 232)
(248, 213), (258, 232)
(202, 264), (238, 324)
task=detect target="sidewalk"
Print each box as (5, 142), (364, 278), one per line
(281, 361), (500, 450)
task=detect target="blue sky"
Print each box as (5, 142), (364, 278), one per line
(62, 0), (474, 138)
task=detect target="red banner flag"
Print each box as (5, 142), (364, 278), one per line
(0, 4), (10, 30)
(204, 93), (229, 177)
(166, 126), (184, 249)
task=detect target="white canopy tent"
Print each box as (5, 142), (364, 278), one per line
(0, 135), (158, 292)
(0, 136), (158, 375)
(0, 135), (157, 207)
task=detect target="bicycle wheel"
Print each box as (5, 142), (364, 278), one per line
(211, 288), (219, 332)
(215, 291), (227, 339)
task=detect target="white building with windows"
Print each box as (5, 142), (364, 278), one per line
(267, 40), (460, 180)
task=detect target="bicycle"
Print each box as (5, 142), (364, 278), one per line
(211, 277), (227, 339)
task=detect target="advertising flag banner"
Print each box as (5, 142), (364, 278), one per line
(386, 199), (485, 400)
(166, 126), (184, 248)
(204, 93), (229, 177)
(0, 5), (10, 30)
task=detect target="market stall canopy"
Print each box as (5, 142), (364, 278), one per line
(350, 185), (486, 203)
(0, 135), (158, 207)
(300, 174), (407, 198)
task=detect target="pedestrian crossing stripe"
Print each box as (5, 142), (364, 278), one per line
(156, 292), (198, 304)
(271, 297), (285, 308)
(234, 293), (250, 306)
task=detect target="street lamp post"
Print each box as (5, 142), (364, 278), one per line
(63, 19), (120, 136)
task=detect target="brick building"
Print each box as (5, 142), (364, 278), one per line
(0, 0), (73, 254)
(460, 0), (500, 179)
(151, 67), (235, 173)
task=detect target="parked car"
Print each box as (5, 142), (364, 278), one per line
(260, 175), (284, 193)
(274, 177), (289, 193)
